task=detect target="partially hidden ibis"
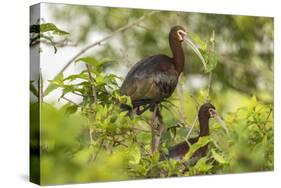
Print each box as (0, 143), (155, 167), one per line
(167, 103), (228, 161)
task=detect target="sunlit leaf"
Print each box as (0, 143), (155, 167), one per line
(44, 73), (64, 97)
(211, 149), (227, 164)
(193, 156), (213, 172)
(76, 57), (99, 67)
(128, 146), (141, 165)
(183, 136), (210, 161)
(189, 32), (218, 73)
(30, 23), (70, 35)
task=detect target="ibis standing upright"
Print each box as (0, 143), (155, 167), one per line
(120, 25), (207, 153)
(121, 25), (206, 115)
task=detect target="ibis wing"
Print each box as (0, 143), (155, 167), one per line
(121, 70), (178, 103)
(120, 55), (179, 104)
(120, 74), (158, 101)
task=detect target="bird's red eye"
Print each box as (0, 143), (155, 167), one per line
(177, 30), (186, 41)
(208, 108), (217, 118)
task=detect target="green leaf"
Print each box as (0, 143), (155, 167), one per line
(189, 32), (208, 51)
(203, 49), (218, 73)
(189, 31), (218, 73)
(76, 57), (99, 67)
(63, 72), (88, 82)
(44, 73), (64, 97)
(211, 149), (227, 164)
(65, 105), (78, 115)
(99, 58), (116, 66)
(169, 127), (177, 139)
(40, 23), (57, 32)
(44, 84), (59, 97)
(72, 147), (94, 165)
(193, 156), (213, 172)
(182, 136), (210, 161)
(30, 23), (69, 35)
(128, 146), (141, 165)
(40, 23), (69, 35)
(152, 152), (160, 163)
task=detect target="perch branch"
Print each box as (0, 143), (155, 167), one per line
(185, 72), (213, 143)
(90, 139), (104, 162)
(154, 109), (165, 154)
(43, 10), (159, 96)
(86, 64), (97, 101)
(72, 91), (85, 97)
(61, 96), (78, 106)
(185, 116), (198, 147)
(205, 72), (213, 102)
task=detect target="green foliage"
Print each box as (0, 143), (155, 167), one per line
(37, 58), (273, 184)
(30, 23), (69, 53)
(30, 23), (70, 35)
(30, 6), (274, 185)
(189, 31), (218, 73)
(50, 5), (273, 102)
(182, 136), (210, 161)
(221, 97), (274, 172)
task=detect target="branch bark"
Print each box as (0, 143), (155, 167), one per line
(43, 10), (159, 96)
(150, 106), (158, 155)
(205, 72), (212, 102)
(62, 96), (78, 106)
(86, 64), (97, 101)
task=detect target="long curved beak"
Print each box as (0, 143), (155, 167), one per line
(184, 37), (207, 70)
(214, 114), (229, 134)
(210, 109), (229, 134)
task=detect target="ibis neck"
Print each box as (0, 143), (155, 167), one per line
(198, 114), (210, 137)
(169, 39), (185, 73)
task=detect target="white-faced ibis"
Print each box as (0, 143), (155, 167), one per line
(167, 103), (228, 161)
(120, 25), (206, 116)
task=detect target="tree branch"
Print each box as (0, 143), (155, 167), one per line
(61, 96), (79, 106)
(205, 72), (212, 102)
(86, 64), (97, 101)
(43, 10), (159, 96)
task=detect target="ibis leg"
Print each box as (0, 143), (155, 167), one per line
(136, 104), (151, 115)
(155, 107), (165, 152)
(150, 104), (158, 155)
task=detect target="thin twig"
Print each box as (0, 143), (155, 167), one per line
(89, 128), (94, 145)
(61, 96), (79, 106)
(210, 138), (222, 151)
(185, 116), (198, 147)
(185, 72), (212, 142)
(184, 94), (201, 146)
(31, 38), (77, 48)
(43, 10), (159, 96)
(86, 64), (97, 101)
(177, 76), (188, 126)
(72, 91), (85, 97)
(132, 126), (150, 132)
(91, 139), (104, 162)
(113, 140), (128, 148)
(205, 72), (213, 102)
(136, 23), (152, 30)
(190, 95), (200, 109)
